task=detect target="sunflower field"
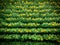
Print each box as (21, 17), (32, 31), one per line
(0, 0), (60, 45)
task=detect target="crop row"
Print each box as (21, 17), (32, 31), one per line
(5, 5), (60, 11)
(2, 9), (60, 13)
(1, 17), (60, 22)
(1, 22), (60, 27)
(2, 13), (60, 18)
(2, 4), (51, 9)
(0, 41), (58, 45)
(0, 34), (60, 41)
(13, 1), (59, 5)
(2, 0), (59, 4)
(4, 1), (60, 9)
(0, 28), (60, 33)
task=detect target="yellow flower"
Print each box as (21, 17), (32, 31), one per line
(41, 29), (46, 32)
(53, 10), (57, 12)
(56, 40), (60, 42)
(5, 23), (8, 26)
(32, 18), (35, 20)
(34, 10), (38, 12)
(10, 14), (12, 15)
(27, 10), (32, 12)
(54, 28), (57, 31)
(36, 23), (40, 26)
(41, 10), (45, 12)
(28, 30), (31, 32)
(48, 37), (51, 39)
(25, 1), (29, 4)
(35, 30), (38, 32)
(57, 5), (60, 8)
(10, 3), (12, 4)
(8, 24), (11, 26)
(38, 2), (43, 5)
(18, 30), (22, 32)
(22, 14), (25, 15)
(52, 24), (55, 26)
(49, 18), (53, 20)
(45, 2), (49, 4)
(25, 30), (29, 32)
(27, 18), (31, 20)
(1, 10), (4, 12)
(27, 15), (30, 17)
(45, 9), (49, 11)
(6, 18), (11, 20)
(29, 14), (32, 16)
(58, 23), (60, 26)
(5, 30), (9, 32)
(25, 1), (32, 4)
(19, 6), (22, 9)
(34, 6), (36, 8)
(30, 6), (34, 8)
(43, 14), (46, 16)
(19, 15), (22, 17)
(39, 18), (42, 20)
(51, 22), (56, 26)
(24, 24), (27, 26)
(13, 30), (16, 32)
(39, 6), (44, 8)
(14, 2), (17, 4)
(16, 6), (20, 8)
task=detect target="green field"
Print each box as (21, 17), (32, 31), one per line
(0, 0), (60, 45)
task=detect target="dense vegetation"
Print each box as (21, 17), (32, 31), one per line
(0, 0), (60, 45)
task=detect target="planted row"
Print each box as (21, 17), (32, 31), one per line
(1, 22), (40, 27)
(0, 34), (60, 41)
(0, 28), (60, 33)
(0, 41), (57, 45)
(3, 13), (60, 18)
(3, 17), (60, 22)
(1, 22), (60, 27)
(2, 9), (59, 13)
(5, 1), (60, 10)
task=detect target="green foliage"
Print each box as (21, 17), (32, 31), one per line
(0, 34), (60, 41)
(0, 0), (60, 44)
(0, 28), (60, 33)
